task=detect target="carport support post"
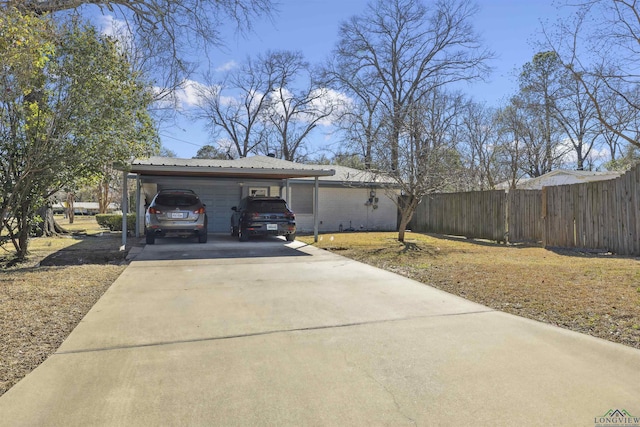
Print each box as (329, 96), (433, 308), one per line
(284, 179), (290, 203)
(314, 177), (319, 242)
(121, 169), (128, 248)
(135, 175), (141, 237)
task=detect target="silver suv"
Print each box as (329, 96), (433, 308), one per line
(145, 189), (208, 244)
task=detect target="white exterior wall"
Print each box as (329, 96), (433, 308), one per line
(295, 186), (398, 233)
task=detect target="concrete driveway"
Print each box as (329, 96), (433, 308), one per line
(1, 236), (639, 426)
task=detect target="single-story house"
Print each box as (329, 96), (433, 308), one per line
(52, 201), (119, 215)
(125, 155), (399, 237)
(496, 169), (622, 190)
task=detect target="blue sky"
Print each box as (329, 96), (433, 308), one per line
(156, 0), (569, 159)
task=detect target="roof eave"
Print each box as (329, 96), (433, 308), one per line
(128, 164), (335, 179)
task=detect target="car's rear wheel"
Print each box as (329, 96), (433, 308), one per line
(231, 225), (238, 237)
(198, 232), (208, 243)
(286, 233), (296, 242)
(146, 231), (155, 245)
(239, 228), (249, 242)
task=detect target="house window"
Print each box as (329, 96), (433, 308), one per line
(249, 187), (268, 197)
(290, 184), (313, 214)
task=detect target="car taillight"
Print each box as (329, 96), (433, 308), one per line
(148, 207), (161, 214)
(194, 207), (205, 214)
(285, 211), (295, 220)
(250, 212), (260, 219)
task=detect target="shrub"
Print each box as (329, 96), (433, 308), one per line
(95, 214), (136, 232)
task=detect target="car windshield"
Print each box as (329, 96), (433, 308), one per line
(156, 194), (199, 207)
(248, 200), (288, 213)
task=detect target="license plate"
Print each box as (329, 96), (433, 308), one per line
(266, 224), (278, 230)
(169, 212), (185, 219)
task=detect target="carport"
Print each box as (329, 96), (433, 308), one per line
(119, 156), (335, 247)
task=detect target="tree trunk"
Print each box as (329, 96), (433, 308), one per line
(14, 204), (31, 261)
(98, 180), (110, 214)
(36, 203), (69, 237)
(66, 192), (75, 224)
(397, 195), (418, 243)
(16, 224), (29, 261)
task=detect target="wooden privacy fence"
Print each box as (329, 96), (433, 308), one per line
(410, 189), (541, 243)
(409, 163), (640, 255)
(543, 165), (640, 255)
(507, 189), (542, 243)
(410, 190), (508, 242)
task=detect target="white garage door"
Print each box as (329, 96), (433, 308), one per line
(156, 180), (241, 233)
(190, 183), (241, 233)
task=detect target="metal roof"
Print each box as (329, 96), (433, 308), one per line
(495, 169), (622, 190)
(129, 156), (336, 180)
(292, 165), (396, 184)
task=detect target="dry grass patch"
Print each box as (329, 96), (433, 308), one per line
(299, 232), (640, 349)
(0, 265), (125, 395)
(0, 216), (127, 396)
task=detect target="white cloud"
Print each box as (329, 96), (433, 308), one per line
(156, 79), (269, 112)
(310, 88), (352, 127)
(271, 87), (351, 127)
(175, 79), (209, 109)
(98, 15), (130, 39)
(218, 94), (238, 107)
(215, 60), (238, 73)
(153, 79), (212, 110)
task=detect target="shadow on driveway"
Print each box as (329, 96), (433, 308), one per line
(133, 234), (312, 261)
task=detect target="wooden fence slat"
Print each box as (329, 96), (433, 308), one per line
(408, 163), (639, 255)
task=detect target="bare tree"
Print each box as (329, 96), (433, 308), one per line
(546, 0), (640, 150)
(334, 0), (491, 172)
(195, 53), (280, 158)
(323, 48), (386, 169)
(6, 1), (272, 49)
(336, 97), (384, 168)
(331, 0), (490, 241)
(494, 101), (527, 189)
(459, 101), (503, 190)
(262, 51), (337, 162)
(518, 51), (568, 175)
(552, 68), (601, 170)
(504, 94), (568, 178)
(196, 50), (336, 161)
(598, 81), (640, 167)
(378, 88), (466, 241)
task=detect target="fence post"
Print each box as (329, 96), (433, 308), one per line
(541, 187), (547, 248)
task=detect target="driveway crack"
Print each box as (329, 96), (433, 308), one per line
(339, 344), (417, 426)
(55, 309), (494, 355)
